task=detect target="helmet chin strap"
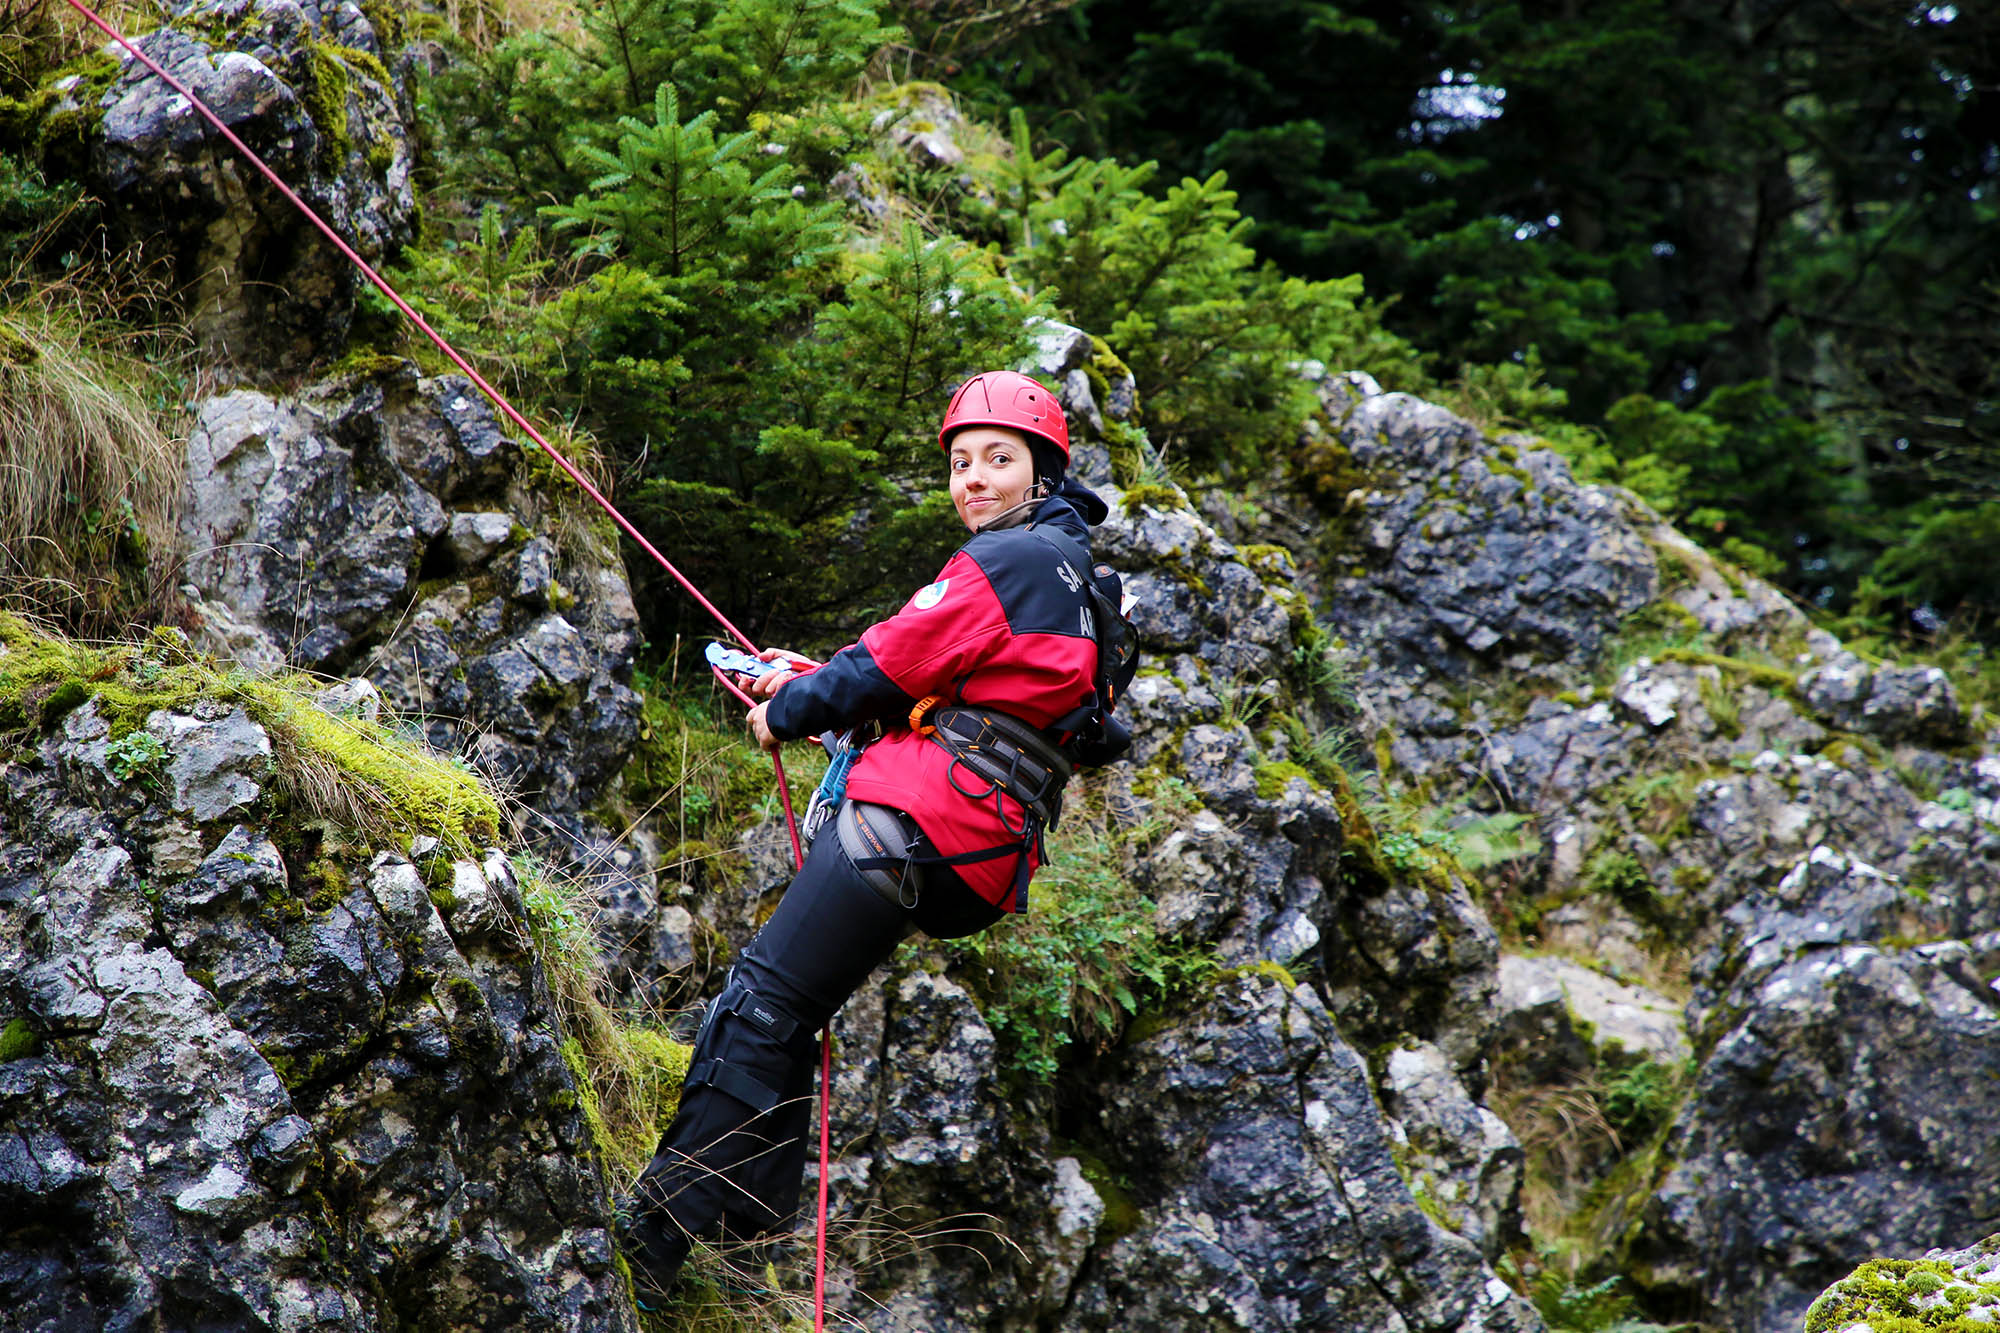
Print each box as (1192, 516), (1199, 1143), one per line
(967, 477), (1062, 533)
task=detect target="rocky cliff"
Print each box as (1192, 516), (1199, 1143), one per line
(0, 629), (634, 1331)
(5, 7), (1998, 1332)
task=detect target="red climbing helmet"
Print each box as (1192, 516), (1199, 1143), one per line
(938, 371), (1069, 463)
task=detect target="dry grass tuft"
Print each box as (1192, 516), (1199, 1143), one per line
(434, 0), (586, 52)
(0, 257), (192, 636)
(0, 0), (165, 92)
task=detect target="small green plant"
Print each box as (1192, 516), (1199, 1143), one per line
(1216, 675), (1277, 731)
(1936, 786), (1975, 813)
(1288, 628), (1358, 708)
(1377, 825), (1460, 873)
(104, 728), (167, 780)
(1696, 672), (1741, 739)
(1528, 1266), (1676, 1333)
(1584, 848), (1653, 909)
(1598, 1056), (1692, 1142)
(954, 801), (1212, 1081)
(1451, 811), (1542, 871)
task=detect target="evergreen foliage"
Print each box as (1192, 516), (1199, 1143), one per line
(962, 0), (2000, 634)
(384, 0), (1430, 645)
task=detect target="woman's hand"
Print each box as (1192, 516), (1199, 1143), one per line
(746, 647), (811, 699)
(746, 701), (780, 752)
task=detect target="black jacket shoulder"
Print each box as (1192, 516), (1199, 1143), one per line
(959, 502), (1095, 639)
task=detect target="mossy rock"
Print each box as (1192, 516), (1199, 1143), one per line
(1120, 483), (1187, 515)
(0, 1016), (41, 1061)
(1805, 1252), (2000, 1332)
(0, 614), (500, 854)
(1254, 760), (1317, 799)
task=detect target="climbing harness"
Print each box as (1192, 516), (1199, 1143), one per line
(54, 1), (835, 1320)
(875, 697), (1074, 912)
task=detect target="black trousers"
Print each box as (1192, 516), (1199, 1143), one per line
(630, 807), (1003, 1252)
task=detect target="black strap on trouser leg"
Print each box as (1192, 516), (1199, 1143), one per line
(680, 974), (802, 1113)
(637, 968), (818, 1240)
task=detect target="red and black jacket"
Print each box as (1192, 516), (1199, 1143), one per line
(764, 497), (1100, 909)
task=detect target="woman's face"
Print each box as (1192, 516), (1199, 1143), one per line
(948, 426), (1037, 530)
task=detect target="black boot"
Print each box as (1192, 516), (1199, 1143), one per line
(616, 1199), (692, 1309)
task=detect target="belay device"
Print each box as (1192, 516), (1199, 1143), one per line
(704, 641), (785, 679)
(707, 641), (857, 848)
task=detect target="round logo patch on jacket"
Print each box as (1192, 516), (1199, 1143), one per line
(912, 579), (950, 610)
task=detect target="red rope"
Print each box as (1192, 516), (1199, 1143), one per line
(716, 660), (824, 1312)
(60, 0), (842, 1322)
(58, 0), (757, 654)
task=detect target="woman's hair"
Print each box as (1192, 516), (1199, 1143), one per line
(1028, 438), (1066, 494)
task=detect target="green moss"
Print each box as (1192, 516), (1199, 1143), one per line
(1804, 1257), (1998, 1332)
(1254, 760), (1316, 799)
(8, 50), (120, 159)
(1658, 647), (1798, 697)
(1486, 456), (1534, 489)
(0, 1017), (41, 1061)
(1070, 1151), (1140, 1241)
(1218, 960), (1300, 992)
(558, 1026), (691, 1180)
(1371, 726), (1395, 780)
(0, 321), (39, 365)
(1235, 543), (1294, 580)
(1290, 427), (1379, 559)
(302, 42), (352, 159)
(302, 856), (348, 910)
(0, 615), (500, 854)
(1151, 548), (1213, 601)
(1120, 482), (1185, 514)
(1671, 864), (1712, 892)
(328, 349), (413, 381)
(357, 0), (408, 49)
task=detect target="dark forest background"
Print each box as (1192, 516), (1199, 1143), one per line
(929, 0), (2000, 636)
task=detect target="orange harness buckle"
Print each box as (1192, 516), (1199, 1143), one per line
(909, 694), (942, 736)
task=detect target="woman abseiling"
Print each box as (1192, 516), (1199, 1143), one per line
(620, 370), (1116, 1299)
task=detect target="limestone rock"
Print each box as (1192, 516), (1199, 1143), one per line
(0, 700), (633, 1332)
(1382, 1041), (1527, 1261)
(1494, 955), (1688, 1072)
(1287, 363), (2000, 1333)
(1642, 938), (2000, 1333)
(1320, 393), (1658, 674)
(84, 0), (418, 370)
(180, 361), (642, 815)
(1058, 972), (1540, 1332)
